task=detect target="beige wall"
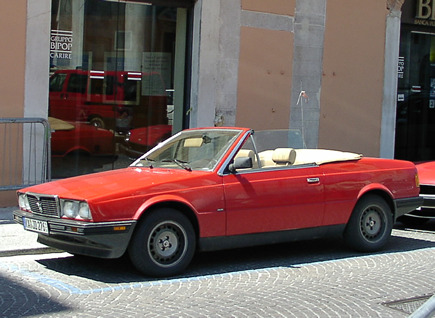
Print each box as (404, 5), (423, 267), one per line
(0, 1), (26, 206)
(0, 1), (26, 117)
(319, 2), (388, 157)
(236, 1), (295, 130)
(236, 0), (391, 157)
(236, 27), (293, 129)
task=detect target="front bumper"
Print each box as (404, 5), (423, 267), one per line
(13, 209), (137, 258)
(394, 196), (424, 220)
(404, 194), (435, 219)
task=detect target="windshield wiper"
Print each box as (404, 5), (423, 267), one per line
(162, 158), (192, 171)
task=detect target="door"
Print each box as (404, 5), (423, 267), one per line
(223, 167), (325, 236)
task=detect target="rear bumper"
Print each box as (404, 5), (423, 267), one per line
(13, 209), (137, 258)
(394, 196), (424, 220)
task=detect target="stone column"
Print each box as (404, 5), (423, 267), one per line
(380, 0), (404, 158)
(289, 0), (326, 148)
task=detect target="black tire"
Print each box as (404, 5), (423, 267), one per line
(128, 208), (196, 277)
(344, 195), (393, 252)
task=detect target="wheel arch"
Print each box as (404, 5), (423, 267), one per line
(134, 199), (200, 241)
(356, 186), (395, 217)
(344, 189), (395, 252)
(88, 114), (105, 128)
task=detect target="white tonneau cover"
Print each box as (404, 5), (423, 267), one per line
(293, 149), (362, 165)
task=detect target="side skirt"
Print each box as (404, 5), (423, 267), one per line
(198, 224), (346, 252)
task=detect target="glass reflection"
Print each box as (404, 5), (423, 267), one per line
(49, 0), (182, 178)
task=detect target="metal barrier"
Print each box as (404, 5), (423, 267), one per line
(409, 294), (435, 318)
(0, 118), (51, 191)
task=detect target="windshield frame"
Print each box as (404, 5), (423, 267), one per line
(131, 128), (246, 172)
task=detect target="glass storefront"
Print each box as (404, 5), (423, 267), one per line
(49, 0), (192, 178)
(395, 27), (435, 161)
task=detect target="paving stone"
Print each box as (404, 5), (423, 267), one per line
(0, 223), (434, 317)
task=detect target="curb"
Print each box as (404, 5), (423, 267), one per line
(0, 207), (62, 257)
(0, 247), (61, 257)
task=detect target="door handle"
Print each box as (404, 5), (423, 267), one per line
(307, 177), (320, 183)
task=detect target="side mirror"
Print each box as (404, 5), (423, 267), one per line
(228, 157), (253, 173)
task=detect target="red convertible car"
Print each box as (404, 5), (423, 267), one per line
(13, 127), (422, 277)
(49, 117), (115, 157)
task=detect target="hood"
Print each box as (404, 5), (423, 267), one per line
(416, 161), (435, 185)
(21, 167), (211, 202)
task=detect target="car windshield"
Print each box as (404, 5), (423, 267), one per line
(131, 129), (242, 171)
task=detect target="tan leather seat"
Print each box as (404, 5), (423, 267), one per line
(272, 148), (296, 165)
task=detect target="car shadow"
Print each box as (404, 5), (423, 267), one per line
(0, 271), (70, 317)
(35, 226), (435, 286)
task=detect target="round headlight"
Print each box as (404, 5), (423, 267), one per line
(78, 202), (92, 220)
(63, 201), (79, 218)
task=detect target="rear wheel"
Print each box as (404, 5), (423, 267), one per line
(344, 195), (393, 252)
(89, 116), (105, 129)
(128, 208), (196, 277)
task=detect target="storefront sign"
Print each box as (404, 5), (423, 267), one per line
(398, 56), (405, 79)
(50, 30), (73, 60)
(415, 0), (435, 25)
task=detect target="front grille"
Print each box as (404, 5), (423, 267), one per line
(420, 185), (435, 195)
(27, 193), (60, 217)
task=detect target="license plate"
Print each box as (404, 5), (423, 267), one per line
(23, 217), (49, 234)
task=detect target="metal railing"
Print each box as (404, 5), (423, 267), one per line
(0, 118), (51, 191)
(409, 294), (435, 318)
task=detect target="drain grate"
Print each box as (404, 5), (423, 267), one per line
(383, 295), (433, 315)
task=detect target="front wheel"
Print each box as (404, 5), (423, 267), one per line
(344, 195), (393, 252)
(128, 208), (196, 277)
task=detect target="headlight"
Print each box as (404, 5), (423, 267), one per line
(78, 202), (92, 220)
(63, 200), (79, 218)
(61, 200), (92, 220)
(18, 193), (30, 211)
(125, 131), (131, 143)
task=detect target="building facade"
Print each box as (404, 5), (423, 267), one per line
(0, 0), (427, 205)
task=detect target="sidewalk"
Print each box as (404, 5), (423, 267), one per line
(0, 207), (59, 256)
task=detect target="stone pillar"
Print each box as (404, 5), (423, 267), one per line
(289, 0), (326, 148)
(380, 0), (404, 158)
(190, 0), (241, 128)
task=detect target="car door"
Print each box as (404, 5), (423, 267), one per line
(223, 166), (325, 236)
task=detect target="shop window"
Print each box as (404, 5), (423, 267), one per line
(396, 28), (435, 161)
(49, 0), (191, 178)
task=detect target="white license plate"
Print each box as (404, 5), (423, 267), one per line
(23, 217), (49, 234)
